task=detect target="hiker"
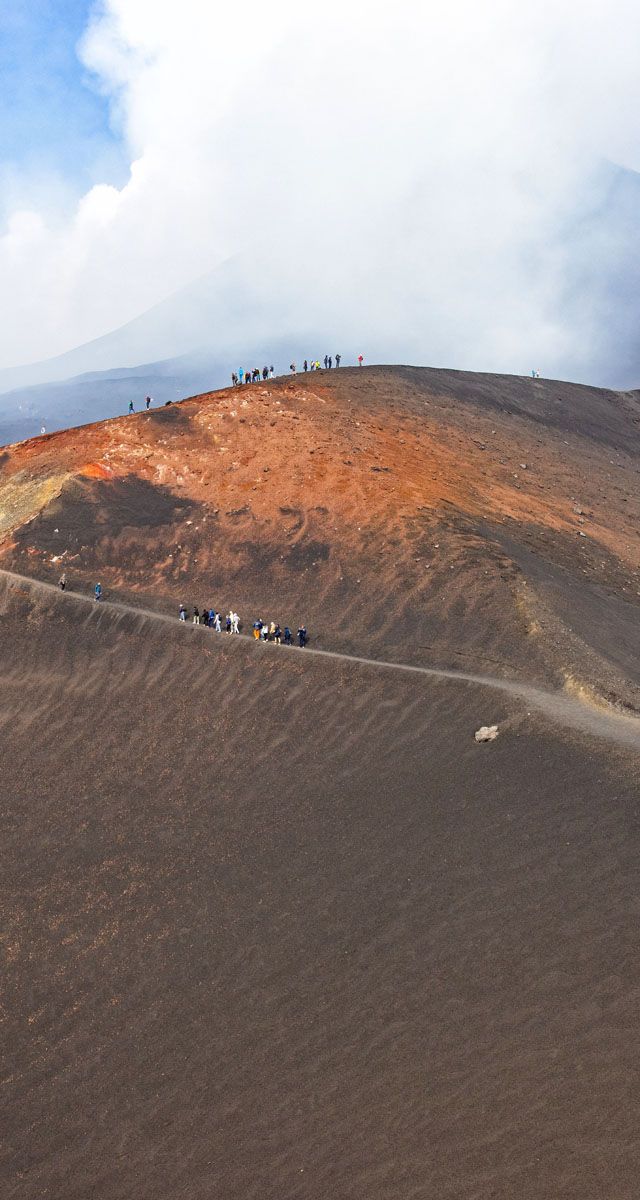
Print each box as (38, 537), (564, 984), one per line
(260, 621), (268, 640)
(274, 623), (281, 644)
(200, 608), (208, 625)
(214, 611), (221, 632)
(335, 353), (341, 367)
(283, 626), (292, 645)
(269, 365), (275, 379)
(145, 396), (152, 410)
(231, 372), (238, 387)
(304, 360), (308, 372)
(193, 606), (200, 624)
(298, 625), (307, 647)
(358, 354), (364, 367)
(94, 583), (102, 602)
(58, 573), (66, 591)
(232, 611), (240, 634)
(324, 355), (328, 369)
(208, 608), (215, 626)
(290, 362), (296, 374)
(179, 604), (187, 621)
(245, 369), (251, 384)
(328, 356), (332, 369)
(128, 401), (134, 414)
(226, 613), (232, 633)
(253, 619), (263, 639)
(262, 366), (268, 380)
(251, 368), (258, 383)
(239, 368), (244, 384)
(268, 620), (276, 641)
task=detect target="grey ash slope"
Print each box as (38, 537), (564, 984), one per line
(1, 574), (640, 1200)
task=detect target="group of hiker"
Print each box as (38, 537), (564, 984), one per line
(231, 353), (365, 384)
(179, 604), (308, 647)
(60, 573), (101, 599)
(58, 576), (309, 648)
(61, 577), (102, 600)
(301, 355), (341, 372)
(125, 356), (367, 407)
(180, 605), (236, 632)
(290, 354), (352, 373)
(232, 366), (275, 386)
(127, 395), (154, 414)
(252, 618), (307, 646)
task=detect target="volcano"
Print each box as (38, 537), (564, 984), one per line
(2, 365), (640, 1199)
(2, 364), (640, 703)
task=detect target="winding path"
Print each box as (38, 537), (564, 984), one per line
(2, 568), (640, 752)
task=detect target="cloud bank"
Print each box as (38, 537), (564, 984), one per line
(2, 0), (640, 385)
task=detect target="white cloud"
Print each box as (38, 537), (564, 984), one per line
(1, 0), (640, 383)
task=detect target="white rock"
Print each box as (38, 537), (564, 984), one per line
(475, 725), (499, 743)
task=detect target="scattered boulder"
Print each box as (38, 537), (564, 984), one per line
(475, 725), (499, 743)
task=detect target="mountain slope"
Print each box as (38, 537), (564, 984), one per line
(0, 365), (639, 705)
(1, 571), (640, 1200)
(3, 366), (640, 1199)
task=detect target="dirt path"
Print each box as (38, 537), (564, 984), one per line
(2, 567), (640, 752)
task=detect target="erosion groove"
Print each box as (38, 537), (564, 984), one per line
(1, 567), (639, 751)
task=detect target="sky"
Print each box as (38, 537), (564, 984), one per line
(1, 0), (640, 385)
(0, 2), (126, 215)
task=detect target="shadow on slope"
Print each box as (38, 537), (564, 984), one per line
(12, 475), (196, 555)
